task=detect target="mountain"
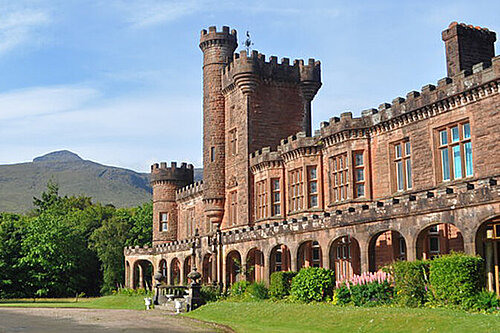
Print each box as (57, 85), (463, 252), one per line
(0, 151), (203, 213)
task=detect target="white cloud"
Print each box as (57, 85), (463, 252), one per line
(0, 86), (101, 121)
(107, 0), (202, 28)
(0, 6), (50, 55)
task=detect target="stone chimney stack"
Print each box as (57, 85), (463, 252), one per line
(442, 22), (496, 77)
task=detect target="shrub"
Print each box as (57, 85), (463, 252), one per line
(229, 280), (250, 297)
(200, 285), (222, 302)
(269, 271), (297, 299)
(290, 267), (335, 302)
(428, 253), (484, 308)
(390, 260), (430, 307)
(349, 280), (394, 306)
(333, 285), (351, 305)
(466, 290), (500, 312)
(244, 282), (269, 300)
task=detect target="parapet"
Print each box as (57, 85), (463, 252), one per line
(279, 131), (322, 158)
(221, 50), (321, 94)
(150, 162), (194, 185)
(199, 26), (237, 51)
(442, 22), (496, 44)
(176, 180), (204, 201)
(249, 146), (283, 170)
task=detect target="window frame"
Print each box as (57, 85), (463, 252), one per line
(392, 139), (412, 192)
(307, 166), (319, 208)
(271, 178), (281, 217)
(436, 121), (473, 182)
(289, 168), (304, 213)
(353, 151), (365, 198)
(160, 212), (169, 232)
(329, 153), (349, 203)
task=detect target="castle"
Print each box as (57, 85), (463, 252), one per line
(125, 22), (500, 296)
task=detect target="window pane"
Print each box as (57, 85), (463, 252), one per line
(441, 148), (450, 181)
(273, 179), (280, 190)
(396, 161), (404, 191)
(463, 123), (471, 139)
(273, 192), (280, 203)
(310, 195), (318, 207)
(405, 159), (412, 189)
(355, 153), (363, 166)
(356, 168), (364, 181)
(453, 145), (462, 179)
(161, 213), (168, 222)
(405, 142), (411, 156)
(429, 237), (439, 252)
(451, 126), (459, 142)
(309, 167), (317, 179)
(356, 184), (365, 197)
(440, 130), (448, 145)
(310, 181), (317, 193)
(465, 142), (473, 177)
(395, 144), (402, 159)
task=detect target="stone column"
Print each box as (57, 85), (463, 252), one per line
(486, 241), (494, 292)
(138, 264), (144, 289)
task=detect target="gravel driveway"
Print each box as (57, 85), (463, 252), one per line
(0, 308), (222, 333)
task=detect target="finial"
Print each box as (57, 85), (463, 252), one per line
(245, 30), (254, 53)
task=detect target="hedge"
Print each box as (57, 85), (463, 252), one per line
(290, 267), (335, 302)
(391, 260), (430, 307)
(269, 271), (297, 299)
(429, 252), (484, 307)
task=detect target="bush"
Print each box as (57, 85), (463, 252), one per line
(200, 285), (222, 302)
(290, 267), (335, 302)
(333, 285), (351, 305)
(245, 282), (269, 300)
(390, 260), (430, 307)
(466, 290), (500, 312)
(349, 281), (394, 306)
(429, 253), (484, 308)
(269, 271), (297, 299)
(229, 280), (250, 297)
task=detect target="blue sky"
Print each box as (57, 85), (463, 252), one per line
(0, 0), (498, 172)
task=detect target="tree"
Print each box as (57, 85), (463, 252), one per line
(0, 213), (26, 298)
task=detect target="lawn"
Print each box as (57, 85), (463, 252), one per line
(0, 295), (147, 310)
(186, 301), (500, 333)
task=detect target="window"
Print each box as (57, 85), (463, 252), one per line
(393, 140), (412, 191)
(429, 236), (440, 253)
(399, 237), (406, 255)
(308, 166), (318, 208)
(438, 122), (473, 181)
(229, 129), (237, 156)
(312, 241), (321, 267)
(275, 249), (282, 272)
(160, 212), (168, 232)
(186, 208), (195, 237)
(271, 178), (281, 216)
(353, 151), (365, 198)
(289, 168), (304, 212)
(229, 191), (238, 225)
(255, 180), (267, 220)
(330, 153), (348, 202)
(210, 146), (215, 162)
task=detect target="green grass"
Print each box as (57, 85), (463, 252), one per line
(0, 295), (147, 310)
(186, 301), (500, 333)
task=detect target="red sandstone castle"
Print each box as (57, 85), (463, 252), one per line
(125, 22), (500, 296)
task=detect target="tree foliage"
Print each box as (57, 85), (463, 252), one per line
(0, 182), (152, 298)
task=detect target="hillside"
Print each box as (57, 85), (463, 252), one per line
(0, 151), (202, 213)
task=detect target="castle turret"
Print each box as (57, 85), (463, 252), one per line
(442, 22), (496, 77)
(199, 26), (238, 227)
(151, 162), (194, 245)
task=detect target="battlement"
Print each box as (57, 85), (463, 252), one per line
(221, 50), (321, 93)
(442, 22), (496, 44)
(249, 146), (283, 169)
(278, 131), (321, 156)
(199, 26), (237, 51)
(318, 54), (499, 142)
(176, 180), (204, 201)
(150, 161), (194, 184)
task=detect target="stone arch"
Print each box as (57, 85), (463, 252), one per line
(170, 258), (181, 285)
(269, 244), (292, 276)
(416, 223), (464, 260)
(183, 256), (193, 283)
(329, 235), (361, 281)
(474, 215), (500, 296)
(133, 259), (154, 290)
(246, 248), (265, 283)
(368, 230), (407, 272)
(158, 259), (167, 281)
(225, 250), (242, 287)
(297, 240), (322, 269)
(202, 253), (213, 284)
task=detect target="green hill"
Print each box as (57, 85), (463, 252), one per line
(0, 151), (202, 213)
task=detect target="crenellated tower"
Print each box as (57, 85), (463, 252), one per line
(151, 162), (194, 245)
(199, 26), (238, 227)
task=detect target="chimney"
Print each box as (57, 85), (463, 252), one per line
(442, 22), (496, 77)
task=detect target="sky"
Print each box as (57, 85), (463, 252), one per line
(0, 0), (498, 172)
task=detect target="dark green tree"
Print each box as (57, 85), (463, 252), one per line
(0, 213), (26, 298)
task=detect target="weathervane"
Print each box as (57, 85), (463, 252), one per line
(245, 31), (254, 53)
